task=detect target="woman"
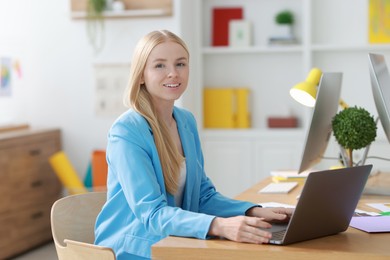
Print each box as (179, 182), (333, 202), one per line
(94, 30), (293, 259)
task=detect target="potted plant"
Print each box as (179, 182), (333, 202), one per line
(332, 106), (377, 167)
(273, 10), (294, 39)
(87, 0), (106, 17)
(275, 10), (294, 25)
(86, 0), (107, 53)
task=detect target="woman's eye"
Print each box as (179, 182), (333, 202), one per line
(155, 64), (164, 68)
(177, 63), (186, 67)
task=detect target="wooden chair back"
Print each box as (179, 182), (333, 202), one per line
(50, 192), (115, 260)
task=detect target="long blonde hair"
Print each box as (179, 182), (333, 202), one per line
(123, 30), (188, 195)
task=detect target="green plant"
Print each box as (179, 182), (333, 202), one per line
(88, 0), (106, 16)
(87, 0), (107, 53)
(332, 106), (377, 167)
(275, 10), (294, 25)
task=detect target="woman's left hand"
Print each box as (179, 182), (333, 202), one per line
(246, 207), (294, 223)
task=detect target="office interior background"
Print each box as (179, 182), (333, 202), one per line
(1, 0), (390, 201)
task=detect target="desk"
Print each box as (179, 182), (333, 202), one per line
(152, 173), (390, 259)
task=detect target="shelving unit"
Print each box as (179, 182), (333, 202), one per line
(70, 0), (172, 19)
(186, 0), (390, 197)
(199, 0), (305, 130)
(71, 8), (171, 19)
(202, 45), (304, 54)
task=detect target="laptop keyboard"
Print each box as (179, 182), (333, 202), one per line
(271, 230), (286, 240)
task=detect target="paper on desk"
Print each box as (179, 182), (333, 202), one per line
(269, 169), (321, 178)
(258, 202), (295, 208)
(367, 203), (390, 212)
(270, 170), (310, 177)
(355, 209), (381, 216)
(350, 216), (390, 233)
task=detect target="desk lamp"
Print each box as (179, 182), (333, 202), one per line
(290, 68), (349, 109)
(290, 68), (351, 169)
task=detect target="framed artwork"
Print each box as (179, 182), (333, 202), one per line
(229, 20), (252, 47)
(94, 63), (130, 117)
(0, 57), (12, 96)
(369, 0), (390, 43)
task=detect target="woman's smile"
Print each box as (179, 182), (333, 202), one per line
(163, 83), (181, 88)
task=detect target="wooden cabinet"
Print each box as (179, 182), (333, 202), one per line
(0, 128), (62, 259)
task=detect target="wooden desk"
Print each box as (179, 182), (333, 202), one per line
(152, 173), (390, 259)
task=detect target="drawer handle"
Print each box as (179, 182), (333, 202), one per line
(29, 149), (41, 156)
(31, 180), (43, 187)
(31, 211), (43, 220)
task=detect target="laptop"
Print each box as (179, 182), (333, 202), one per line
(261, 164), (372, 245)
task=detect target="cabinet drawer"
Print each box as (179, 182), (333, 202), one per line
(0, 139), (58, 174)
(0, 140), (62, 212)
(0, 201), (53, 259)
(0, 174), (61, 213)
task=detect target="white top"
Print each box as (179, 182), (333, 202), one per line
(174, 161), (187, 207)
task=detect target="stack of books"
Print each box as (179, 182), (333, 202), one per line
(268, 37), (298, 45)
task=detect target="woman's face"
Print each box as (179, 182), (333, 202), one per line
(142, 40), (189, 108)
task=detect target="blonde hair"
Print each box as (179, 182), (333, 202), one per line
(123, 30), (189, 195)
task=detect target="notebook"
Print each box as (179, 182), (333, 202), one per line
(261, 165), (372, 245)
(259, 182), (298, 194)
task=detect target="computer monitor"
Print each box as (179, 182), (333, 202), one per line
(368, 53), (390, 143)
(297, 72), (343, 173)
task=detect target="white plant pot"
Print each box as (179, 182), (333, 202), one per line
(273, 24), (293, 39)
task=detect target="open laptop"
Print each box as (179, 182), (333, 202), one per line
(261, 164), (372, 245)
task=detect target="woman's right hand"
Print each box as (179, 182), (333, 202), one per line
(208, 216), (273, 244)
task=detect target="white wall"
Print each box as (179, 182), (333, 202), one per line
(0, 0), (179, 177)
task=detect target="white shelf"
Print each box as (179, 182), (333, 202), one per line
(202, 45), (303, 54)
(202, 128), (305, 138)
(71, 8), (171, 19)
(202, 44), (390, 55)
(311, 44), (390, 52)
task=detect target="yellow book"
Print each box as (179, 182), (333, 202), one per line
(204, 88), (236, 128)
(204, 87), (251, 128)
(236, 88), (251, 128)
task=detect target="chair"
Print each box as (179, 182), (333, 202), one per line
(50, 192), (116, 260)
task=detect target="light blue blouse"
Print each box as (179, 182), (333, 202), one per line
(94, 106), (257, 259)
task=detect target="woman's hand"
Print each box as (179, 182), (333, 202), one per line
(207, 207), (293, 244)
(246, 206), (294, 223)
(208, 216), (273, 244)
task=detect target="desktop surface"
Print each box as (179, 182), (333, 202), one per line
(152, 173), (390, 260)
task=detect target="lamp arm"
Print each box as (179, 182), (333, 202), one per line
(339, 98), (349, 110)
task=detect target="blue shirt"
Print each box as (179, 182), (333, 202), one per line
(94, 107), (257, 259)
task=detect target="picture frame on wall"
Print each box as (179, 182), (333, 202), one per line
(229, 20), (252, 47)
(368, 0), (390, 43)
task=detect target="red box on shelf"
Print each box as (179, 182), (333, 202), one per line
(212, 7), (243, 46)
(267, 117), (298, 128)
